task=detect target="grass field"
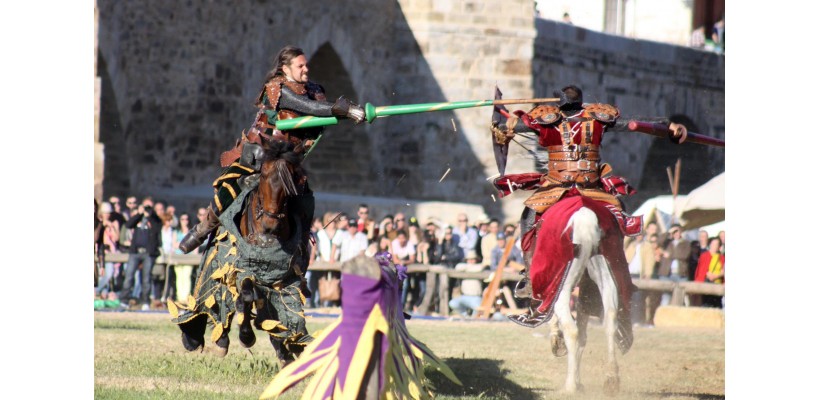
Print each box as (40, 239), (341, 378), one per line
(94, 310), (724, 399)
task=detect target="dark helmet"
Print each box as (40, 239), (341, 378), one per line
(553, 85), (583, 110)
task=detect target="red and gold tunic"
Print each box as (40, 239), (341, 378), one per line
(509, 103), (630, 214)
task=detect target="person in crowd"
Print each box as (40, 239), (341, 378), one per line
(394, 213), (408, 235)
(123, 196), (139, 220)
(166, 204), (179, 229)
(118, 198), (162, 310)
(154, 213), (176, 308)
(107, 196), (127, 227)
(490, 232), (523, 270)
(657, 224), (692, 306)
(695, 236), (725, 308)
(379, 215), (397, 241)
(354, 204), (378, 242)
(625, 229), (658, 325)
(310, 211), (343, 308)
(416, 221), (439, 265)
(480, 219), (501, 269)
(96, 202), (121, 299)
(172, 213), (195, 305)
(392, 230), (419, 312)
(718, 230), (725, 254)
(448, 250), (486, 318)
(452, 213), (479, 258)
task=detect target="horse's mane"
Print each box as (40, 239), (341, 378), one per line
(260, 139), (302, 196)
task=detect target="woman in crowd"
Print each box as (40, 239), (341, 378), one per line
(96, 202), (121, 299)
(695, 236), (725, 308)
(172, 213), (195, 305)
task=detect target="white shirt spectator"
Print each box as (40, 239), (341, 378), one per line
(317, 228), (342, 262)
(334, 229), (369, 262)
(391, 238), (416, 263)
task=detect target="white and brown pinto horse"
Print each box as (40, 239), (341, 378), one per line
(526, 194), (635, 395)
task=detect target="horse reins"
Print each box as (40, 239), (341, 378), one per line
(254, 190), (287, 221)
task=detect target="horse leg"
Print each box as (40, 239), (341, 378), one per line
(557, 206), (600, 393)
(237, 280), (257, 348)
(548, 315), (567, 357)
(270, 336), (293, 367)
(588, 254), (621, 396)
(554, 258), (587, 393)
(180, 314), (207, 352)
(214, 328), (230, 358)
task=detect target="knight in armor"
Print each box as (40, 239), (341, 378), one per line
(179, 45), (365, 254)
(491, 85), (688, 327)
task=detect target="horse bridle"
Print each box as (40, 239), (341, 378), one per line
(253, 190), (287, 221)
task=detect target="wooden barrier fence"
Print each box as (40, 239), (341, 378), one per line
(102, 254), (724, 313)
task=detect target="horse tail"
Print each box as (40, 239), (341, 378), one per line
(563, 207), (601, 260)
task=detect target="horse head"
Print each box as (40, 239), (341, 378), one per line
(242, 138), (304, 244)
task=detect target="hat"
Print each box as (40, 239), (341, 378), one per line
(100, 202), (113, 214)
(465, 250), (478, 260)
(497, 233), (506, 240)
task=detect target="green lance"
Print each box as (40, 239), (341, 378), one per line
(275, 97), (559, 131)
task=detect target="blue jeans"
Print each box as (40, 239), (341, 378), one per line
(95, 262), (116, 297)
(401, 274), (426, 311)
(449, 295), (482, 317)
(119, 252), (155, 305)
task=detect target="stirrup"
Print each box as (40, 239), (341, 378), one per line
(513, 277), (532, 299)
(507, 300), (549, 328)
(507, 310), (549, 328)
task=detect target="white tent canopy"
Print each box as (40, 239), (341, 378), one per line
(632, 195), (676, 232)
(674, 172), (725, 231)
(631, 172), (725, 236)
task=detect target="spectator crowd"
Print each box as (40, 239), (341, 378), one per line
(94, 196), (724, 320)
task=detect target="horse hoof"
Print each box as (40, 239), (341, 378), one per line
(604, 376), (620, 396)
(551, 334), (567, 358)
(181, 332), (204, 352)
(239, 327), (256, 348)
(563, 383), (583, 394)
(213, 334), (230, 358)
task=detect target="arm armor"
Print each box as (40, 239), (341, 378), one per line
(278, 86), (334, 117)
(330, 96), (365, 123)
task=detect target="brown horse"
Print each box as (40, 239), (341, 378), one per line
(176, 138), (310, 363)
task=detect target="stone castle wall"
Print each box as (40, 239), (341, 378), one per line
(96, 0), (724, 222)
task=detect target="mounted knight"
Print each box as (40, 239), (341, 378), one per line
(179, 45), (365, 257)
(171, 45), (365, 362)
(490, 85), (689, 327)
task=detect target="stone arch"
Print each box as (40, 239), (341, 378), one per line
(299, 42), (374, 194)
(97, 53), (131, 198)
(629, 114), (720, 209)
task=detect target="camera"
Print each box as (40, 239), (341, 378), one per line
(143, 205), (153, 214)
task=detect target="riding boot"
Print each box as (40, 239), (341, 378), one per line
(514, 248), (534, 299)
(179, 206), (220, 254)
(507, 298), (550, 328)
(513, 207), (538, 300)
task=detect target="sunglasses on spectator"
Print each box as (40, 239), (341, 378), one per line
(395, 218), (405, 222)
(458, 219), (467, 222)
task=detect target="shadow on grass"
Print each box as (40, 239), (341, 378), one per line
(656, 393), (724, 400)
(427, 358), (547, 399)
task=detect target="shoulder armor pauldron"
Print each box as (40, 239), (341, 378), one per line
(528, 105), (561, 124)
(305, 81), (327, 102)
(283, 79), (307, 95)
(584, 103), (620, 123)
